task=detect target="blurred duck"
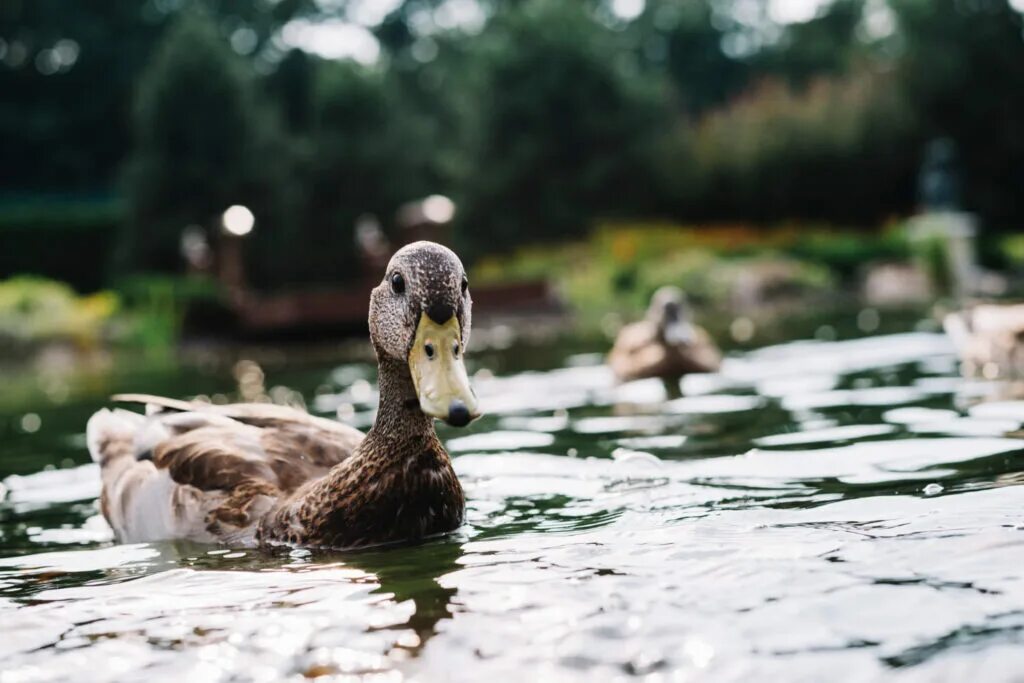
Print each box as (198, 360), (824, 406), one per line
(943, 302), (1024, 379)
(608, 286), (721, 385)
(86, 242), (479, 549)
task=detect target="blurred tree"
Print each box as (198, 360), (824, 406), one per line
(686, 70), (918, 223)
(893, 0), (1024, 227)
(0, 0), (318, 197)
(286, 60), (438, 282)
(122, 8), (290, 276)
(754, 0), (866, 87)
(456, 0), (672, 257)
(0, 1), (164, 194)
(4, 0), (1024, 284)
(634, 0), (750, 115)
(266, 48), (315, 134)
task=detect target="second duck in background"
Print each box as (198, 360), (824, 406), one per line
(608, 286), (721, 394)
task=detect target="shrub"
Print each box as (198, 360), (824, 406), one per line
(683, 71), (918, 224)
(0, 276), (119, 352)
(0, 200), (123, 291)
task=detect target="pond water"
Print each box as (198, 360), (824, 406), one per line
(2, 320), (1024, 682)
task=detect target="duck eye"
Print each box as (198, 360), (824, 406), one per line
(390, 272), (405, 295)
(461, 276), (468, 296)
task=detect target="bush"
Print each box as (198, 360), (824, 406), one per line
(122, 9), (291, 277)
(0, 276), (119, 353)
(455, 0), (672, 258)
(0, 200), (123, 291)
(471, 222), (843, 324)
(112, 274), (224, 350)
(683, 71), (919, 224)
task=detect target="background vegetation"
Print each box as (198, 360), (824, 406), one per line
(0, 0), (1019, 362)
(0, 0), (1021, 320)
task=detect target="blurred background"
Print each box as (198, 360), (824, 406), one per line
(2, 0), (1024, 397)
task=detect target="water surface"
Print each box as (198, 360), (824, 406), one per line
(3, 325), (1024, 682)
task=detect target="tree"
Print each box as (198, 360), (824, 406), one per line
(456, 0), (673, 257)
(633, 0), (750, 116)
(893, 0), (1024, 227)
(122, 8), (289, 274)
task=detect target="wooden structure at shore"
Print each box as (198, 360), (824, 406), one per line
(206, 196), (563, 336)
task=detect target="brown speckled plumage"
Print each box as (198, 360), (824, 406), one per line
(87, 241), (473, 549)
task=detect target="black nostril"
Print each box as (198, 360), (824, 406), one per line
(424, 342), (435, 359)
(426, 302), (454, 325)
(447, 400), (471, 427)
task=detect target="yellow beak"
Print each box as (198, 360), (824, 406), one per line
(408, 312), (479, 426)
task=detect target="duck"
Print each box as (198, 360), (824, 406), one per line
(608, 286), (721, 386)
(943, 302), (1024, 379)
(86, 241), (480, 549)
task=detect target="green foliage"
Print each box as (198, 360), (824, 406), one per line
(285, 61), (435, 282)
(122, 8), (291, 274)
(455, 0), (673, 257)
(0, 276), (119, 352)
(1003, 235), (1024, 268)
(785, 228), (910, 279)
(472, 223), (846, 323)
(632, 0), (750, 115)
(685, 71), (918, 223)
(0, 200), (123, 291)
(8, 0), (1024, 293)
(112, 274), (223, 350)
(893, 0), (1024, 227)
(0, 0), (314, 195)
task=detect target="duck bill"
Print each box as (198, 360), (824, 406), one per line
(408, 312), (480, 427)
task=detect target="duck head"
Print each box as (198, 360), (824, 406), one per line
(369, 241), (480, 427)
(647, 286), (695, 346)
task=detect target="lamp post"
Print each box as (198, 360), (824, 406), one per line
(909, 139), (979, 301)
(219, 204), (254, 298)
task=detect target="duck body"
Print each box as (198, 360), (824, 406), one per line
(87, 242), (478, 549)
(608, 286), (721, 383)
(944, 302), (1024, 378)
(608, 321), (720, 383)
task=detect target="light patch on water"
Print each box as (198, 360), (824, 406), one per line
(665, 393), (764, 414)
(969, 400), (1024, 421)
(446, 431), (556, 452)
(3, 463), (100, 505)
(883, 407), (960, 425)
(754, 423), (897, 447)
(572, 415), (673, 435)
(0, 543), (160, 573)
(497, 413), (570, 433)
(615, 434), (687, 450)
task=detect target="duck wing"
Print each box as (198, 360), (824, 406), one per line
(944, 304), (1024, 376)
(608, 321), (660, 381)
(87, 397), (364, 546)
(668, 326), (721, 374)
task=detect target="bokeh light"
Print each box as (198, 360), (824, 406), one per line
(222, 205), (255, 237)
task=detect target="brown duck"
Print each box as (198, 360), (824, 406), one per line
(608, 286), (721, 384)
(86, 241), (480, 549)
(943, 302), (1024, 379)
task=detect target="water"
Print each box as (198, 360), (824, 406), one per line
(3, 325), (1024, 682)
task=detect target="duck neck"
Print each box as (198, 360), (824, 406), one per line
(362, 355), (437, 454)
(264, 354), (462, 548)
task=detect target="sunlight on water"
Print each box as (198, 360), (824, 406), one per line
(2, 330), (1024, 681)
